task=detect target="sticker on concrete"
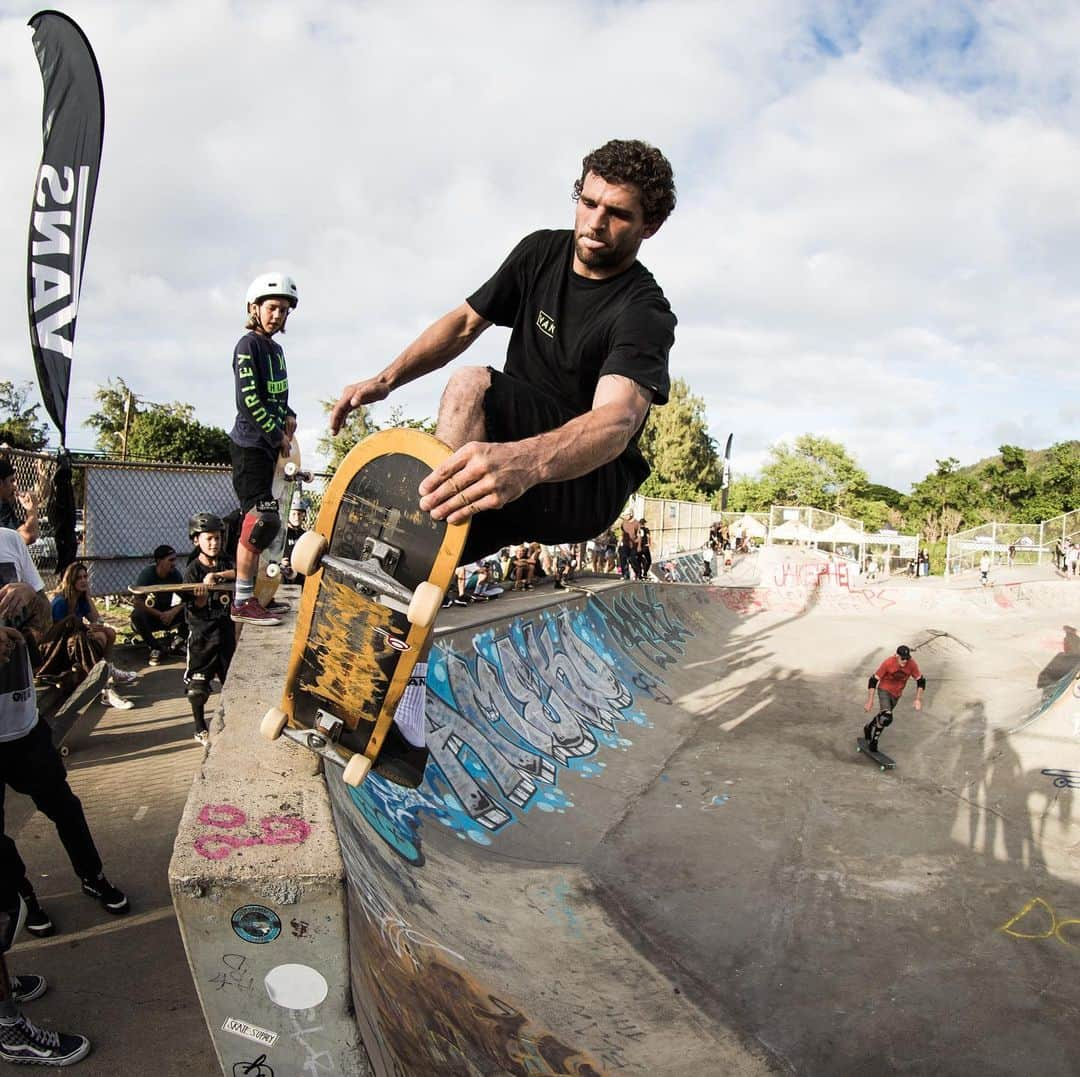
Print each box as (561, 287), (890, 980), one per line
(221, 1017), (278, 1048)
(264, 964), (328, 1010)
(231, 904), (282, 944)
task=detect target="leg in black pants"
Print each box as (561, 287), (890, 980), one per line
(0, 722), (102, 884)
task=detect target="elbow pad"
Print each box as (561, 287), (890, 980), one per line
(916, 677), (927, 690)
(868, 676), (878, 689)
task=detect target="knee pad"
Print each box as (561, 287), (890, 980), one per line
(186, 675), (210, 707)
(879, 713), (893, 727)
(239, 501), (281, 553)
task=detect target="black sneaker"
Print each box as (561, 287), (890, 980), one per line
(23, 897), (54, 939)
(80, 874), (129, 915)
(10, 974), (47, 1004)
(0, 1014), (90, 1066)
(264, 599), (290, 614)
(373, 725), (429, 789)
(450, 595), (469, 607)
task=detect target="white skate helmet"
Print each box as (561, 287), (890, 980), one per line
(245, 272), (299, 310)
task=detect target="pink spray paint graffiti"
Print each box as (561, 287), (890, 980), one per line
(193, 803), (312, 861)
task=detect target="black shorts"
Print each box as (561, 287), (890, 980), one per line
(462, 369), (648, 562)
(230, 442), (276, 515)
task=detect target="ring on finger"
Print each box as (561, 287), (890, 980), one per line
(450, 477), (463, 497)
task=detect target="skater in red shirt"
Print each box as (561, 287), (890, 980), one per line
(862, 645), (926, 752)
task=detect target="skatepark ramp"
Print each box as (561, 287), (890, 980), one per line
(172, 568), (1080, 1075)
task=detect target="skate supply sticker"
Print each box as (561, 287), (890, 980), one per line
(231, 904), (282, 944)
(221, 1017), (278, 1048)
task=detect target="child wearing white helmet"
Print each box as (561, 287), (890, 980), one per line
(228, 272), (299, 625)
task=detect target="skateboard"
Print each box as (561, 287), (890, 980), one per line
(856, 737), (896, 771)
(255, 437), (312, 607)
(128, 582), (233, 609)
(260, 428), (468, 786)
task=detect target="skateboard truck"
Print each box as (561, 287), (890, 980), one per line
(262, 705), (373, 785)
(321, 548), (413, 615)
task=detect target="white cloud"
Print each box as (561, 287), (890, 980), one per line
(0, 0), (1078, 500)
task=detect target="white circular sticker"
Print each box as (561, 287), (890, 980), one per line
(264, 964), (329, 1010)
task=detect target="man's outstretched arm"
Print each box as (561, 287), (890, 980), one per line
(419, 374), (654, 525)
(330, 302), (492, 434)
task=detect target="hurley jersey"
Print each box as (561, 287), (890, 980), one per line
(230, 330), (290, 454)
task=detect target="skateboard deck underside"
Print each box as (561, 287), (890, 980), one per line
(255, 439), (305, 606)
(284, 435), (465, 767)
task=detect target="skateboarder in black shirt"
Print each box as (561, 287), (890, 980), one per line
(330, 139), (676, 785)
(331, 138), (677, 563)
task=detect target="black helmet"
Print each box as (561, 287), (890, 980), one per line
(896, 645), (912, 659)
(189, 512), (225, 541)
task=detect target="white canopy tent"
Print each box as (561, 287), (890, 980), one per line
(770, 519), (819, 543)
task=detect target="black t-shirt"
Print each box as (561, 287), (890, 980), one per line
(134, 563), (182, 605)
(467, 230), (675, 423)
(229, 330), (290, 454)
(183, 555), (235, 625)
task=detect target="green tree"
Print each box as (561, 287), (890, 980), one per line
(756, 435), (868, 512)
(637, 378), (720, 500)
(982, 444), (1034, 513)
(126, 408), (232, 464)
(316, 401), (435, 475)
(84, 378), (230, 463)
(0, 381), (50, 451)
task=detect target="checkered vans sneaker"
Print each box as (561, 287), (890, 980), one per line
(10, 975), (47, 1004)
(0, 1014), (90, 1066)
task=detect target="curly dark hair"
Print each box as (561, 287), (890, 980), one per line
(572, 139), (676, 230)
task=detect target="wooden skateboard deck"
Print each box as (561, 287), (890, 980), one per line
(255, 437), (312, 607)
(261, 428), (468, 786)
(128, 582), (233, 609)
(856, 737), (896, 770)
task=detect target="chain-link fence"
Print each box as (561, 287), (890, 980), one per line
(634, 495), (713, 559)
(0, 444), (330, 596)
(0, 446), (61, 589)
(945, 519), (1053, 575)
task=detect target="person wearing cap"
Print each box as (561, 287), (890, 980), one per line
(129, 545), (188, 665)
(863, 645), (926, 753)
(0, 461), (39, 546)
(228, 272), (299, 628)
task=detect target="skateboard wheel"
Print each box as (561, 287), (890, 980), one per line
(291, 531), (328, 576)
(260, 707), (289, 741)
(284, 461), (298, 479)
(265, 562), (281, 579)
(407, 581), (442, 628)
(145, 592), (157, 609)
(343, 754), (372, 787)
(59, 745), (69, 757)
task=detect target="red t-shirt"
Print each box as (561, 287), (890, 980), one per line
(874, 656), (922, 697)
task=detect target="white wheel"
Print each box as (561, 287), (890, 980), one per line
(291, 531), (328, 576)
(60, 745), (70, 757)
(343, 753), (372, 787)
(260, 707), (288, 741)
(145, 592), (157, 609)
(407, 581), (442, 628)
(265, 561), (281, 579)
(284, 461), (299, 479)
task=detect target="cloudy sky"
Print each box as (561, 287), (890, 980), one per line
(1, 0), (1078, 492)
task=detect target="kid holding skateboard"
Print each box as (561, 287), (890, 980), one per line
(182, 513), (236, 746)
(863, 644), (926, 753)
